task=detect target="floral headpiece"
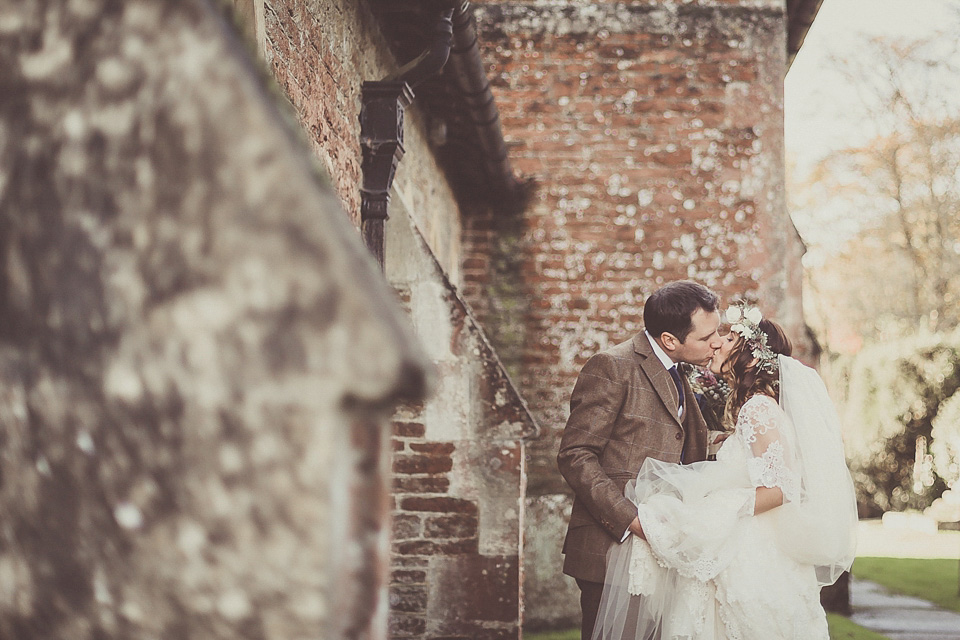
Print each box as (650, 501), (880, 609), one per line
(724, 301), (778, 375)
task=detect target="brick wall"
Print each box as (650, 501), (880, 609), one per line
(389, 408), (524, 639)
(386, 209), (536, 639)
(469, 0), (800, 493)
(262, 0), (465, 282)
(463, 0), (809, 626)
(261, 0), (377, 226)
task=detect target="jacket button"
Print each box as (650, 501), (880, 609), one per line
(675, 432), (683, 440)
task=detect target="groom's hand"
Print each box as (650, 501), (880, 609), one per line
(627, 516), (646, 540)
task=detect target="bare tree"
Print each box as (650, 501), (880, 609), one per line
(793, 33), (960, 343)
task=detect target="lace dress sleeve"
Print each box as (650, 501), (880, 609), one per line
(736, 395), (800, 503)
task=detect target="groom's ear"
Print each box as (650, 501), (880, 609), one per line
(660, 332), (680, 352)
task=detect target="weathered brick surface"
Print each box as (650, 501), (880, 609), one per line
(389, 612), (427, 638)
(410, 442), (457, 455)
(424, 514), (480, 539)
(386, 209), (538, 638)
(399, 496), (479, 515)
(430, 555), (521, 624)
(390, 585), (429, 613)
(262, 0), (465, 281)
(467, 0), (805, 491)
(393, 539), (479, 556)
(393, 476), (451, 494)
(463, 0), (810, 626)
(262, 0), (376, 226)
(392, 569), (428, 585)
(394, 421), (427, 438)
(393, 514), (423, 541)
(393, 452), (455, 475)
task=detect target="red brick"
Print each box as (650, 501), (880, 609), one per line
(392, 476), (450, 494)
(392, 454), (453, 475)
(389, 584), (427, 613)
(393, 539), (478, 556)
(391, 569), (426, 585)
(424, 514), (479, 540)
(392, 514), (421, 540)
(392, 421), (426, 438)
(408, 441), (455, 455)
(398, 497), (478, 515)
(389, 613), (426, 637)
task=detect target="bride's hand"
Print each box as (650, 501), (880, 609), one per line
(711, 431), (732, 445)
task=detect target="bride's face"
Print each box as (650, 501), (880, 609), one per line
(708, 330), (741, 375)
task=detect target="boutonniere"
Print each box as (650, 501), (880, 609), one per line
(685, 365), (731, 432)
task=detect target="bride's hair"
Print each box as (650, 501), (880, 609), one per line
(722, 318), (793, 426)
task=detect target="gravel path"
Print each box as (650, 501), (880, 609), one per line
(850, 519), (960, 640)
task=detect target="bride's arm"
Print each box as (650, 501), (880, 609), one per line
(754, 486), (783, 515)
(737, 396), (799, 515)
(627, 516), (646, 539)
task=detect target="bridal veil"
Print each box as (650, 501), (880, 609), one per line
(775, 354), (858, 584)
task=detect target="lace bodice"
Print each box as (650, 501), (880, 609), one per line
(735, 395), (800, 503)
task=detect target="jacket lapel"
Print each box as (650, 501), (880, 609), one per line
(680, 368), (708, 462)
(633, 333), (682, 428)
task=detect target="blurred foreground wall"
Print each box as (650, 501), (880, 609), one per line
(0, 1), (429, 638)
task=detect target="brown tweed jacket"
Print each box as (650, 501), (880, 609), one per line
(557, 332), (709, 583)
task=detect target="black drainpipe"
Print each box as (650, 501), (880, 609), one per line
(359, 9), (454, 270)
(360, 2), (520, 270)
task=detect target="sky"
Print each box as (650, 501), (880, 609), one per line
(785, 0), (960, 174)
(784, 0), (960, 255)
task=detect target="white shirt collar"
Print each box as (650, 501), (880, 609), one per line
(645, 330), (678, 371)
(646, 331), (684, 417)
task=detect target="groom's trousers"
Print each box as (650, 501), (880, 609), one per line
(576, 578), (604, 639)
(576, 577), (646, 640)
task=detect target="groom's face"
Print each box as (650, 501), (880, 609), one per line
(666, 308), (723, 366)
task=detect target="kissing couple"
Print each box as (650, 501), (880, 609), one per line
(558, 280), (857, 640)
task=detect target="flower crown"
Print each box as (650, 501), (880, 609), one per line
(724, 301), (779, 375)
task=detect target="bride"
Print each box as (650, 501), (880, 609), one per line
(592, 303), (858, 640)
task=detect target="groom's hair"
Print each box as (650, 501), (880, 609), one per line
(644, 281), (719, 342)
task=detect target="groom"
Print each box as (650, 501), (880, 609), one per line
(557, 280), (723, 639)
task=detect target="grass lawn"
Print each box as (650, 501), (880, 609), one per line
(525, 615), (887, 640)
(826, 613), (890, 639)
(853, 556), (960, 613)
(528, 554), (960, 640)
(524, 630), (578, 640)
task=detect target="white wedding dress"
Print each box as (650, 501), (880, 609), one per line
(592, 356), (858, 640)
